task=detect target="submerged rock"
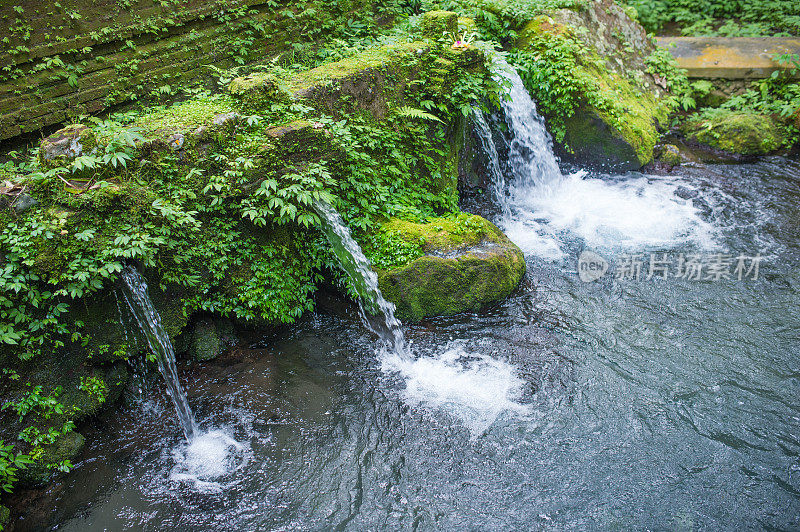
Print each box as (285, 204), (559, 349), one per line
(680, 110), (788, 156)
(372, 214), (525, 321)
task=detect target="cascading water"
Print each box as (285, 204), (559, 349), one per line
(493, 59), (563, 197)
(119, 265), (247, 491)
(483, 58), (716, 258)
(313, 201), (409, 358)
(119, 265), (198, 440)
(314, 201), (528, 436)
(471, 109), (508, 216)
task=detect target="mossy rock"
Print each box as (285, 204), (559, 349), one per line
(514, 3), (672, 170)
(0, 505), (9, 530)
(657, 143), (683, 166)
(18, 431), (85, 486)
(229, 73), (294, 112)
(373, 214), (525, 321)
(39, 124), (97, 168)
(187, 318), (233, 361)
(680, 110), (787, 156)
(286, 41), (430, 119)
(421, 11), (458, 39)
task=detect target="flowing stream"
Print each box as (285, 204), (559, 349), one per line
(9, 63), (800, 530)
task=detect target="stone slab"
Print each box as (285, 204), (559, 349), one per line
(656, 37), (800, 79)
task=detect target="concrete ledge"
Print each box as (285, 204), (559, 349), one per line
(656, 37), (800, 79)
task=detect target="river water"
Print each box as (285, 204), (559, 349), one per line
(10, 85), (800, 531)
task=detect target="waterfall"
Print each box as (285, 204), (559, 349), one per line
(119, 265), (198, 440)
(313, 202), (409, 359)
(487, 59), (564, 211)
(471, 109), (509, 216)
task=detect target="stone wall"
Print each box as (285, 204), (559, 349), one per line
(0, 0), (371, 141)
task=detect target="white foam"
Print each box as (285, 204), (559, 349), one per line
(503, 172), (717, 259)
(381, 342), (529, 438)
(170, 429), (248, 493)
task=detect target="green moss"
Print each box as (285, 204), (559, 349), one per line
(681, 110), (787, 155)
(375, 215), (526, 321)
(285, 41), (427, 94)
(136, 95), (234, 136)
(659, 144), (682, 165)
(512, 14), (670, 169)
(229, 73), (294, 112)
(19, 432), (85, 486)
(383, 213), (494, 254)
(421, 10), (458, 39)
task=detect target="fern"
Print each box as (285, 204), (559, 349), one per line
(395, 106), (444, 123)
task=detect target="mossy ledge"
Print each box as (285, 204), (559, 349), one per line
(509, 2), (675, 170)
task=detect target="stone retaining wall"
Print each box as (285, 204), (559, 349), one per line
(0, 0), (370, 141)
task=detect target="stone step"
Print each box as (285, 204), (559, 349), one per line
(656, 37), (800, 79)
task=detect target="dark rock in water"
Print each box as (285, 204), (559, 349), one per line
(675, 186), (699, 200)
(375, 214), (525, 321)
(692, 197), (713, 216)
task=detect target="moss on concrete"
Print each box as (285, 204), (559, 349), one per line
(286, 41), (427, 95)
(136, 96), (234, 137)
(681, 110), (787, 155)
(229, 73), (294, 112)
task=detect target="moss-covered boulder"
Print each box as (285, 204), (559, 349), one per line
(680, 110), (788, 156)
(512, 1), (674, 170)
(368, 214), (525, 321)
(18, 432), (86, 486)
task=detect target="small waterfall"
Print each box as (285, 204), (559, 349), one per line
(471, 109), (509, 216)
(482, 57), (717, 259)
(120, 266), (198, 440)
(313, 202), (409, 358)
(491, 58), (563, 205)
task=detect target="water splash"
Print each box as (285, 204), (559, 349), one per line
(381, 342), (529, 438)
(482, 58), (717, 258)
(315, 202), (528, 435)
(169, 429), (248, 493)
(120, 265), (198, 440)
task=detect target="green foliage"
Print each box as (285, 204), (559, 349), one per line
(627, 0), (800, 36)
(0, 440), (32, 493)
(78, 376), (107, 405)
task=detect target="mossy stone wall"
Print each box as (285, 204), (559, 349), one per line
(0, 0), (368, 142)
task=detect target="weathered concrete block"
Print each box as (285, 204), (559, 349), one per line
(656, 37), (800, 79)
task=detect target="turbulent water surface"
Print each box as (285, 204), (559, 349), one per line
(10, 66), (800, 530)
(11, 156), (800, 531)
